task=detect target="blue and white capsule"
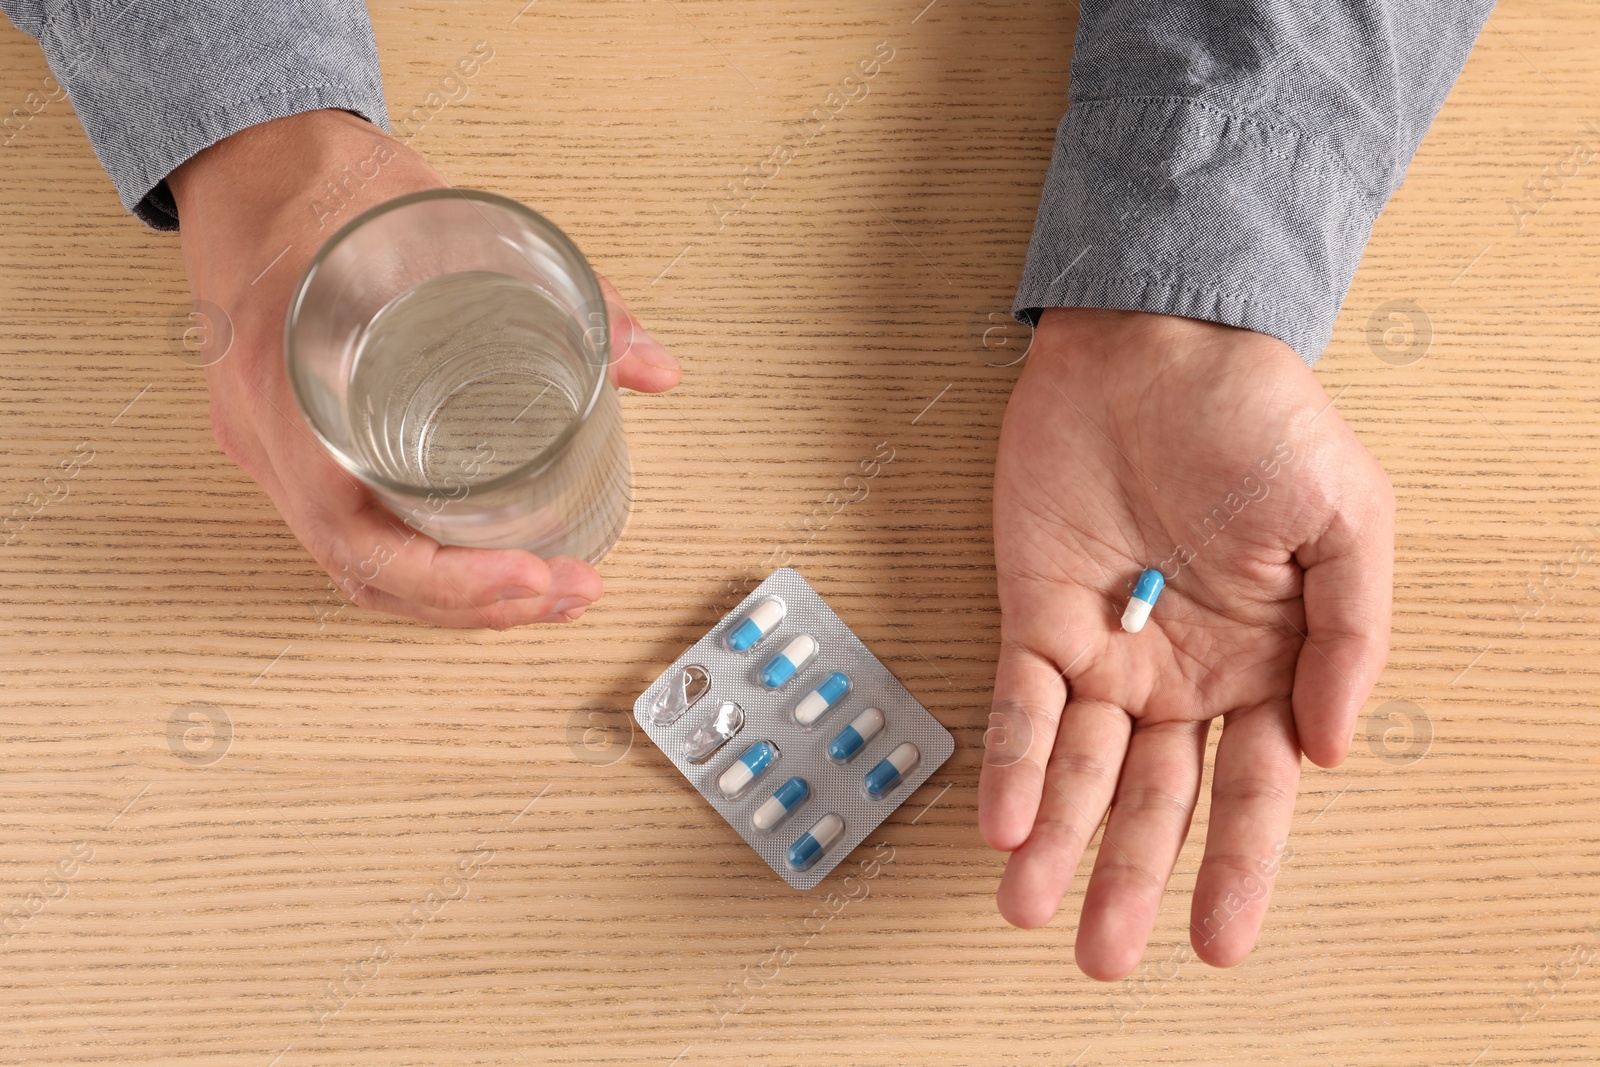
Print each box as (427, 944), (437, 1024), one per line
(751, 776), (810, 831)
(793, 671), (851, 727)
(717, 740), (779, 799)
(827, 706), (885, 763)
(786, 813), (845, 872)
(759, 634), (817, 689)
(1120, 568), (1165, 634)
(864, 741), (921, 799)
(725, 597), (786, 652)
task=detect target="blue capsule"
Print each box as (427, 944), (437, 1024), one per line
(751, 776), (810, 831)
(1120, 568), (1165, 633)
(786, 813), (845, 871)
(793, 671), (851, 727)
(828, 707), (885, 763)
(718, 740), (779, 799)
(864, 742), (920, 799)
(759, 634), (817, 689)
(726, 597), (785, 652)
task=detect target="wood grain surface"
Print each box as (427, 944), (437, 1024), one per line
(3, 1), (1598, 1064)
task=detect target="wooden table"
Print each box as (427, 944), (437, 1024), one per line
(2, 1), (1597, 1063)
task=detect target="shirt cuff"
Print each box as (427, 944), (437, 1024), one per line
(1011, 95), (1378, 365)
(34, 1), (388, 230)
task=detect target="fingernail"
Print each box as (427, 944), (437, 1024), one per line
(497, 585), (543, 601)
(552, 595), (590, 614)
(634, 343), (679, 370)
(534, 604), (586, 624)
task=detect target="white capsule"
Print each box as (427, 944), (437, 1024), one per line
(1121, 568), (1164, 633)
(717, 740), (779, 799)
(1120, 597), (1153, 633)
(751, 776), (810, 831)
(759, 634), (818, 689)
(726, 597), (786, 652)
(828, 706), (885, 763)
(786, 813), (845, 871)
(793, 671), (850, 727)
(864, 741), (921, 798)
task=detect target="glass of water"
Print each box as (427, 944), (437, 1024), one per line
(285, 189), (630, 564)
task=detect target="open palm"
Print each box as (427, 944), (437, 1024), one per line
(978, 309), (1394, 980)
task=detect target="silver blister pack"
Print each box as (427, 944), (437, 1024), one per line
(633, 568), (955, 890)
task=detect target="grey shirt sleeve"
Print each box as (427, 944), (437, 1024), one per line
(1012, 0), (1496, 363)
(0, 0), (388, 230)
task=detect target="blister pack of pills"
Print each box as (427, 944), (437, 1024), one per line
(633, 568), (954, 890)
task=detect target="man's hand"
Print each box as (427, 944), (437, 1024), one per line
(978, 308), (1394, 980)
(168, 110), (680, 628)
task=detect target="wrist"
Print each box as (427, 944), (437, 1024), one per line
(1027, 308), (1301, 377)
(168, 110), (444, 246)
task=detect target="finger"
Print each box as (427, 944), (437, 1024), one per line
(255, 445), (598, 626)
(1291, 457), (1395, 767)
(596, 274), (681, 394)
(1189, 701), (1301, 967)
(331, 575), (590, 630)
(321, 497), (604, 622)
(1074, 719), (1209, 981)
(312, 485), (601, 628)
(241, 387), (605, 622)
(979, 641), (1069, 851)
(993, 696), (1130, 930)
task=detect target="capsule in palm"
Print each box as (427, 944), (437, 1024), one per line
(1121, 568), (1165, 633)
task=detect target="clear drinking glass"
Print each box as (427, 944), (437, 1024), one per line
(285, 189), (630, 563)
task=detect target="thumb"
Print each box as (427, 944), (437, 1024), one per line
(1290, 455), (1395, 767)
(595, 273), (681, 393)
(978, 640), (1066, 853)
